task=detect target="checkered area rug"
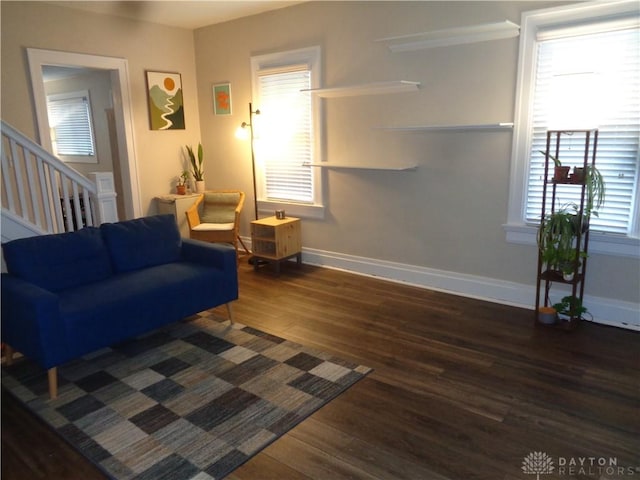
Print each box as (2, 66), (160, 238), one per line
(1, 313), (372, 479)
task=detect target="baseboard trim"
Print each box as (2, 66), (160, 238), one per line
(240, 237), (639, 331)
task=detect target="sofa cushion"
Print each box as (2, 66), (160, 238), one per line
(58, 262), (231, 357)
(101, 215), (181, 273)
(2, 227), (113, 292)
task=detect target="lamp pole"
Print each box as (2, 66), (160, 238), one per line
(248, 102), (259, 220)
(240, 103), (267, 266)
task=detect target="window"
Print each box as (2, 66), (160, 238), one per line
(506, 1), (640, 257)
(251, 46), (324, 219)
(46, 90), (97, 163)
(257, 67), (313, 203)
(527, 24), (639, 233)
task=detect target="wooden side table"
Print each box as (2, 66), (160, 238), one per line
(250, 216), (302, 273)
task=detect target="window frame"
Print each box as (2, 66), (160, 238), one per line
(250, 46), (325, 219)
(505, 0), (640, 258)
(46, 89), (98, 163)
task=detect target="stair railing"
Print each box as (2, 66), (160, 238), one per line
(1, 120), (116, 234)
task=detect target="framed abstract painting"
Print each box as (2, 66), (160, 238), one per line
(146, 71), (185, 130)
(213, 83), (232, 115)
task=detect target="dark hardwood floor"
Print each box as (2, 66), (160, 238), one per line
(3, 262), (639, 479)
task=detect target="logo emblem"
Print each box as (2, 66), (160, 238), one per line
(522, 452), (555, 479)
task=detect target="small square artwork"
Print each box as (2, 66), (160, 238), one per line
(213, 83), (232, 115)
(146, 71), (185, 130)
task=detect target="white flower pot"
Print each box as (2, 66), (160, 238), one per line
(195, 180), (205, 193)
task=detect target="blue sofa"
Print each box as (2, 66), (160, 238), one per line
(1, 214), (238, 398)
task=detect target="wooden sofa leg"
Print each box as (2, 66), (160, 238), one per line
(48, 368), (58, 399)
(226, 303), (235, 324)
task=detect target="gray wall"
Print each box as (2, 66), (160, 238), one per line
(193, 0), (639, 313)
(1, 1), (638, 322)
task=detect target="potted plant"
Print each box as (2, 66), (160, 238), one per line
(537, 305), (557, 325)
(540, 150), (570, 181)
(539, 150), (605, 214)
(176, 170), (189, 195)
(572, 166), (585, 183)
(536, 165), (605, 278)
(553, 295), (587, 322)
(186, 143), (205, 193)
(537, 203), (583, 274)
(560, 260), (581, 281)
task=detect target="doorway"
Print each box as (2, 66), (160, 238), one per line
(27, 48), (142, 219)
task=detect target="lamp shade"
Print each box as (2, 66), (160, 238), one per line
(235, 125), (249, 140)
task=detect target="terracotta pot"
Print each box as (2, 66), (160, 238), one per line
(554, 166), (571, 182)
(176, 185), (186, 195)
(572, 167), (585, 183)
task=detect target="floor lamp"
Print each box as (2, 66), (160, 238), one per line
(237, 102), (260, 220)
(237, 103), (266, 265)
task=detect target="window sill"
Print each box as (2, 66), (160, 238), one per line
(258, 199), (325, 220)
(503, 223), (640, 258)
(60, 154), (98, 164)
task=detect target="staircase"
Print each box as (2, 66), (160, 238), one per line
(1, 120), (118, 245)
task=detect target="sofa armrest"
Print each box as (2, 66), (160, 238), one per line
(181, 239), (237, 274)
(1, 274), (67, 369)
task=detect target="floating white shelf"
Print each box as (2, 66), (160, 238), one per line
(301, 80), (420, 98)
(375, 20), (520, 52)
(376, 122), (514, 132)
(303, 162), (417, 171)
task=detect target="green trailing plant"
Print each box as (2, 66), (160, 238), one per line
(553, 295), (587, 319)
(585, 164), (605, 216)
(537, 203), (586, 272)
(186, 143), (204, 181)
(538, 150), (606, 216)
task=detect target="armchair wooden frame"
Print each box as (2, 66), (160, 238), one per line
(185, 190), (249, 261)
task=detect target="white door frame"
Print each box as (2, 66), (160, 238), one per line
(27, 48), (142, 219)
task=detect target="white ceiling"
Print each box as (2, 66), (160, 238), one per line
(50, 1), (305, 30)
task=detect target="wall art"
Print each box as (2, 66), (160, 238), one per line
(146, 71), (185, 130)
(213, 83), (232, 115)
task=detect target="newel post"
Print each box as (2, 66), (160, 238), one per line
(87, 172), (118, 224)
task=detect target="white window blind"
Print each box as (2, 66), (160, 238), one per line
(47, 90), (96, 157)
(525, 25), (640, 234)
(256, 66), (314, 203)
